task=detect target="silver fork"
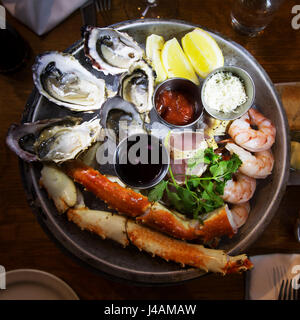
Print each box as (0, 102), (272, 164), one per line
(278, 278), (299, 300)
(95, 0), (111, 11)
(272, 265), (286, 298)
(95, 0), (112, 25)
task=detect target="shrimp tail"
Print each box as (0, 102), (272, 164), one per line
(230, 202), (251, 228)
(228, 107), (276, 152)
(222, 172), (256, 204)
(226, 143), (274, 179)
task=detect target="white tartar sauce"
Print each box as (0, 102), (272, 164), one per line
(203, 71), (247, 113)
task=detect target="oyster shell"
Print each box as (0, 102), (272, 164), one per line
(6, 117), (101, 163)
(119, 60), (156, 114)
(83, 26), (144, 75)
(99, 96), (145, 143)
(33, 51), (106, 111)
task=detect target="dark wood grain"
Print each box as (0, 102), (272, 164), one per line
(0, 0), (299, 300)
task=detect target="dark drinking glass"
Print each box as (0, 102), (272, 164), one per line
(231, 0), (285, 37)
(0, 24), (28, 73)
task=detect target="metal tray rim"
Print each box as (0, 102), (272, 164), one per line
(19, 18), (290, 284)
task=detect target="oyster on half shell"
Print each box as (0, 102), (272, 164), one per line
(6, 117), (101, 163)
(99, 96), (145, 143)
(119, 60), (156, 114)
(83, 26), (144, 75)
(33, 52), (106, 111)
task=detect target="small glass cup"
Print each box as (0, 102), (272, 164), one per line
(231, 0), (284, 37)
(0, 23), (29, 73)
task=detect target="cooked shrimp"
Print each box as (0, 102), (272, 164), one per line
(230, 202), (250, 228)
(228, 108), (276, 152)
(226, 142), (274, 179)
(222, 172), (256, 204)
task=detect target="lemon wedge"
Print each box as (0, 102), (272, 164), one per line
(161, 38), (199, 85)
(146, 34), (167, 84)
(182, 28), (224, 78)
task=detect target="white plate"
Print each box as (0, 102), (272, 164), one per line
(0, 269), (79, 300)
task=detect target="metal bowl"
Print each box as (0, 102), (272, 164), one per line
(153, 78), (204, 128)
(19, 19), (289, 285)
(201, 66), (255, 120)
(114, 133), (170, 189)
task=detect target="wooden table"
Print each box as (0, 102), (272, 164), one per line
(0, 0), (299, 300)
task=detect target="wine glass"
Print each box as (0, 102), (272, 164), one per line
(124, 0), (178, 20)
(231, 0), (285, 37)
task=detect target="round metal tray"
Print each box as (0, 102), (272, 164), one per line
(20, 19), (290, 285)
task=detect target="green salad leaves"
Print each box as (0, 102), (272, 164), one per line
(148, 148), (242, 220)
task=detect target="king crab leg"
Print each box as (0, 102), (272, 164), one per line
(40, 164), (252, 274)
(67, 206), (252, 274)
(63, 160), (237, 242)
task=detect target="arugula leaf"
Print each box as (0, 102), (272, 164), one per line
(148, 180), (168, 202)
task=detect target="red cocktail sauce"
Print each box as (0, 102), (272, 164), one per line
(156, 89), (195, 125)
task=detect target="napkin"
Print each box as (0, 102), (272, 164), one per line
(2, 0), (87, 35)
(245, 254), (300, 300)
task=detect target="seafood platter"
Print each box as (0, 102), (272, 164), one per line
(6, 19), (289, 284)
